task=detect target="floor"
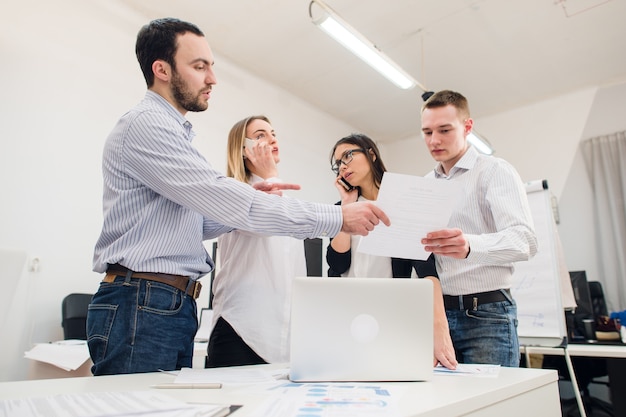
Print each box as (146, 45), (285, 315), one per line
(558, 379), (613, 417)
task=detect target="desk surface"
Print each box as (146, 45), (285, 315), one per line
(523, 342), (626, 358)
(0, 364), (560, 417)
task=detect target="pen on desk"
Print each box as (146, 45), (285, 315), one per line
(151, 383), (222, 389)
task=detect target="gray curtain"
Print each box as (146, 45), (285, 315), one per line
(581, 131), (626, 312)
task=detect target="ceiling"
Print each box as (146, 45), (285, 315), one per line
(118, 0), (626, 143)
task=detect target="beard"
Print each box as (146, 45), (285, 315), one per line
(170, 70), (208, 113)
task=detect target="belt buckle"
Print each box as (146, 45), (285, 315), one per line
(192, 281), (202, 299)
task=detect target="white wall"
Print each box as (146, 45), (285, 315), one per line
(2, 0), (625, 381)
(560, 82), (626, 312)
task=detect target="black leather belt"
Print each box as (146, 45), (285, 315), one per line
(104, 263), (201, 299)
(444, 289), (510, 310)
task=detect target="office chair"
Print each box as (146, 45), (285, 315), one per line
(566, 281), (613, 417)
(61, 293), (93, 340)
(589, 281), (609, 319)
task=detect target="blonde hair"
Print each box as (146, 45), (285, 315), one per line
(226, 115), (271, 183)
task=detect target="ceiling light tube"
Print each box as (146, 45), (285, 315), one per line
(468, 131), (494, 155)
(309, 0), (424, 90)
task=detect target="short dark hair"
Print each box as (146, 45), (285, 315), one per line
(330, 133), (387, 190)
(421, 90), (470, 120)
(135, 18), (204, 87)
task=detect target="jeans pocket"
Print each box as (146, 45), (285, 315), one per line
(141, 281), (184, 315)
(466, 302), (512, 323)
(86, 304), (118, 363)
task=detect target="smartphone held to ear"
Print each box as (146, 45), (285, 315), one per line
(338, 177), (354, 192)
(242, 138), (256, 159)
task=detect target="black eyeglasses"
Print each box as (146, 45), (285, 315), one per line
(331, 149), (365, 174)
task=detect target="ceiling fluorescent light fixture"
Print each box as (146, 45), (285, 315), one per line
(309, 0), (423, 90)
(468, 131), (494, 155)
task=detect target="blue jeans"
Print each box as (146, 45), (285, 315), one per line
(446, 291), (520, 367)
(86, 274), (197, 375)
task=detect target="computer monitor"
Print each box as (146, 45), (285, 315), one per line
(567, 270), (594, 342)
(570, 270), (594, 317)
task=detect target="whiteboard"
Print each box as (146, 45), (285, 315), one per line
(511, 180), (572, 347)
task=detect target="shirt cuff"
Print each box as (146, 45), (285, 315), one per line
(464, 235), (484, 262)
(311, 203), (342, 238)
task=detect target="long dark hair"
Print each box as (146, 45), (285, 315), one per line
(330, 133), (387, 190)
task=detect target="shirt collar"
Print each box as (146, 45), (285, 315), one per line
(249, 173), (263, 184)
(144, 90), (194, 136)
(433, 145), (480, 178)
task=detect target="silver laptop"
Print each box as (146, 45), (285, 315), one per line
(289, 277), (433, 382)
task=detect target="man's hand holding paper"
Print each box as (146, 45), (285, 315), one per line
(357, 172), (461, 260)
(421, 228), (470, 259)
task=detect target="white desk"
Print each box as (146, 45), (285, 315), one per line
(523, 343), (626, 417)
(524, 342), (626, 358)
(0, 364), (560, 417)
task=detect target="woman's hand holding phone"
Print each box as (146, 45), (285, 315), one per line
(244, 138), (278, 179)
(338, 177), (354, 192)
(335, 175), (358, 204)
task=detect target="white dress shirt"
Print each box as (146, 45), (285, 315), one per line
(343, 198), (393, 278)
(426, 145), (538, 295)
(93, 91), (341, 279)
(210, 175), (307, 363)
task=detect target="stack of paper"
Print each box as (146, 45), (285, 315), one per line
(0, 391), (230, 417)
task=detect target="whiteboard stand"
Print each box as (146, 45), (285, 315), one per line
(513, 180), (586, 417)
(563, 347), (587, 417)
(523, 345), (587, 417)
(513, 180), (569, 347)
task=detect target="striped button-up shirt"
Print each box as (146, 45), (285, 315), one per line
(426, 146), (538, 295)
(93, 91), (341, 279)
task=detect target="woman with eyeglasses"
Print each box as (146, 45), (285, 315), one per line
(328, 133), (458, 370)
(206, 115), (307, 367)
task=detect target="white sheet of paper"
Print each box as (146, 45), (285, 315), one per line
(357, 172), (461, 260)
(434, 364), (501, 377)
(24, 341), (90, 371)
(248, 382), (405, 417)
(0, 390), (228, 417)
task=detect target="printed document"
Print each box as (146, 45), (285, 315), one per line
(249, 382), (405, 417)
(357, 172), (461, 260)
(0, 391), (229, 417)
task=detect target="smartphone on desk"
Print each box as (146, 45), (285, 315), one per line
(338, 177), (355, 192)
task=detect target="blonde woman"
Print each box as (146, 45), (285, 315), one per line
(206, 115), (306, 367)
